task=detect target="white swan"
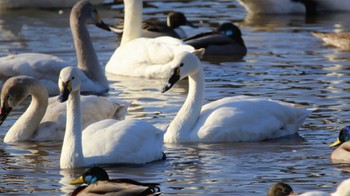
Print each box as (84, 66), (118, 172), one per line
(0, 0), (110, 96)
(161, 51), (311, 143)
(105, 0), (204, 78)
(58, 67), (165, 168)
(0, 75), (128, 143)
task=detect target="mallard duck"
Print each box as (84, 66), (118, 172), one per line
(161, 51), (311, 143)
(70, 166), (161, 196)
(312, 32), (350, 50)
(184, 23), (247, 56)
(109, 11), (197, 39)
(0, 0), (110, 95)
(267, 182), (294, 196)
(329, 126), (350, 162)
(58, 67), (165, 168)
(105, 0), (204, 78)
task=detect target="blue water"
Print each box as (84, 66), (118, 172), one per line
(0, 0), (350, 195)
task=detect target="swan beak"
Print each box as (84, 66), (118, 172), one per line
(161, 67), (180, 93)
(70, 176), (84, 185)
(58, 81), (72, 103)
(329, 139), (341, 148)
(0, 104), (12, 125)
(95, 14), (111, 31)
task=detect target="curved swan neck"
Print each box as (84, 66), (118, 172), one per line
(165, 67), (205, 142)
(60, 89), (85, 168)
(120, 0), (142, 46)
(70, 9), (108, 86)
(4, 82), (48, 143)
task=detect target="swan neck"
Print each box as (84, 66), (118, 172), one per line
(120, 0), (142, 46)
(60, 90), (85, 168)
(4, 83), (48, 143)
(166, 68), (205, 142)
(70, 12), (107, 86)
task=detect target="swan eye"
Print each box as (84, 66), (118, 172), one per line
(180, 63), (184, 67)
(72, 76), (75, 80)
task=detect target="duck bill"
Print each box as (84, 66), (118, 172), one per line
(0, 105), (12, 126)
(161, 67), (180, 93)
(70, 176), (84, 185)
(329, 139), (341, 148)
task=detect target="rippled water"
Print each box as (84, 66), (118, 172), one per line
(1, 0), (350, 195)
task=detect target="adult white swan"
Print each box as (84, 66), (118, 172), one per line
(0, 76), (128, 143)
(105, 0), (203, 78)
(161, 51), (311, 143)
(0, 0), (110, 95)
(58, 67), (165, 168)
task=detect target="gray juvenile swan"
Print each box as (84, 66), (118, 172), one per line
(0, 0), (110, 95)
(0, 76), (128, 143)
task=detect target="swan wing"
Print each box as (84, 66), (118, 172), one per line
(82, 119), (164, 164)
(193, 97), (310, 142)
(33, 96), (129, 141)
(106, 37), (195, 78)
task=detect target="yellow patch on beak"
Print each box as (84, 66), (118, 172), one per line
(70, 176), (84, 185)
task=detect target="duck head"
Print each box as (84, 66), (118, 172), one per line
(330, 126), (350, 148)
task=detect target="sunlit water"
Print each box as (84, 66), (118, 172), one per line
(0, 0), (350, 195)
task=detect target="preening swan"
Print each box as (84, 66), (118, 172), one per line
(0, 76), (128, 143)
(69, 166), (161, 196)
(105, 0), (203, 78)
(161, 51), (311, 143)
(58, 67), (165, 168)
(0, 0), (110, 95)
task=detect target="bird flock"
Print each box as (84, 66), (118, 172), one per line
(0, 0), (349, 195)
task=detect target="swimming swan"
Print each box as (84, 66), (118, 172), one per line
(0, 0), (110, 95)
(105, 0), (204, 78)
(69, 166), (161, 196)
(58, 67), (165, 168)
(0, 76), (128, 143)
(161, 51), (311, 143)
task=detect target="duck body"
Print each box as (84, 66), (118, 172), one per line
(110, 11), (196, 39)
(70, 166), (161, 196)
(0, 76), (128, 143)
(0, 0), (110, 96)
(184, 23), (247, 56)
(161, 51), (310, 143)
(58, 67), (164, 169)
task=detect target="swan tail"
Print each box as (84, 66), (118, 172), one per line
(192, 48), (205, 59)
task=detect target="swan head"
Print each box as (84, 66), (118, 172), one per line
(58, 67), (81, 102)
(330, 126), (350, 148)
(71, 0), (110, 31)
(161, 51), (201, 93)
(0, 76), (36, 125)
(70, 166), (109, 185)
